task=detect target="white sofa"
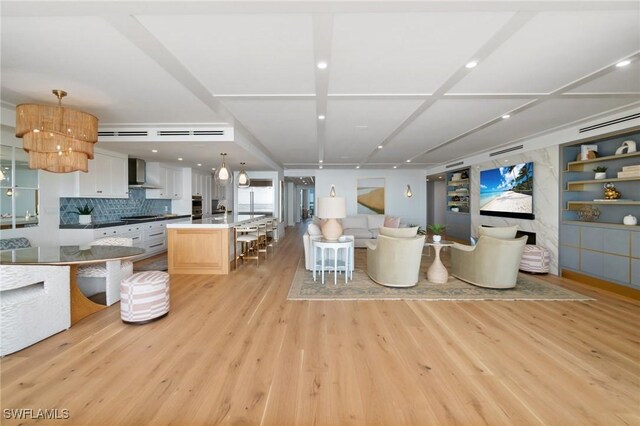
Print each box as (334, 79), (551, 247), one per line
(303, 214), (391, 270)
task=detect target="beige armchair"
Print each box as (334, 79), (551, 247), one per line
(365, 233), (426, 288)
(450, 235), (527, 289)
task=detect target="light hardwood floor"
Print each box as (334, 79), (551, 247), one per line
(1, 225), (639, 425)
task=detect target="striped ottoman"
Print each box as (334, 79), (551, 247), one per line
(519, 245), (550, 274)
(120, 271), (170, 324)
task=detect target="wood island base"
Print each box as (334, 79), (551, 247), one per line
(167, 228), (230, 275)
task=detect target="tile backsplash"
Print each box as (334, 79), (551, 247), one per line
(60, 188), (171, 224)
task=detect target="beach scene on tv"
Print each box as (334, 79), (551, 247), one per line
(480, 162), (533, 214)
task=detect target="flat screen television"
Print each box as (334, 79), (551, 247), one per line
(480, 162), (535, 220)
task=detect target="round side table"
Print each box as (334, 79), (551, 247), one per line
(425, 240), (454, 284)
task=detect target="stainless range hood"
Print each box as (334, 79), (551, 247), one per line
(128, 158), (161, 189)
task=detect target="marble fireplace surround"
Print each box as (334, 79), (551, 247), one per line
(470, 146), (560, 275)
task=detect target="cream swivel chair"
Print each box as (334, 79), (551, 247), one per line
(365, 227), (425, 288)
(450, 235), (528, 289)
(76, 237), (134, 306)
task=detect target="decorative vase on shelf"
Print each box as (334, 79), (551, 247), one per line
(594, 172), (606, 180)
(78, 214), (92, 225)
(433, 235), (442, 243)
(623, 215), (637, 226)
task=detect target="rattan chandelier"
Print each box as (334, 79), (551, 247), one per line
(15, 90), (98, 173)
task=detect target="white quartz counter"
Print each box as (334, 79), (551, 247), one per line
(166, 214), (266, 229)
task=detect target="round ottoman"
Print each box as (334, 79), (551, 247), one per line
(120, 271), (170, 324)
(519, 245), (550, 274)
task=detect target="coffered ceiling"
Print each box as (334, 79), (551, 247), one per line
(2, 1), (639, 172)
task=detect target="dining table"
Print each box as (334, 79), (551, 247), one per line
(1, 245), (145, 325)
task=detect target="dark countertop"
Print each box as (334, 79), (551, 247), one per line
(59, 214), (192, 229)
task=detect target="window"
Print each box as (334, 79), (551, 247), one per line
(0, 145), (39, 229)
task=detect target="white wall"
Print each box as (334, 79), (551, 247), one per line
(432, 180), (446, 226)
(313, 169), (427, 227)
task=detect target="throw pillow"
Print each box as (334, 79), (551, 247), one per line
(383, 216), (400, 228)
(379, 226), (418, 238)
(307, 223), (322, 236)
(477, 225), (518, 239)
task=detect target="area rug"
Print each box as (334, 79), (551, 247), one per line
(288, 249), (591, 301)
(134, 256), (168, 272)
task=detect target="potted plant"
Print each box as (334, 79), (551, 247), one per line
(427, 224), (446, 242)
(74, 203), (94, 224)
(593, 166), (607, 180)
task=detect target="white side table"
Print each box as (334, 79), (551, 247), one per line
(425, 240), (454, 284)
(312, 239), (353, 285)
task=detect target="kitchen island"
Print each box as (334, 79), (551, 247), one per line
(166, 214), (265, 275)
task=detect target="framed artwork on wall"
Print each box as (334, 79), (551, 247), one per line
(357, 178), (385, 214)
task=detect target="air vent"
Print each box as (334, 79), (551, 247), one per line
(489, 145), (523, 157)
(579, 113), (640, 133)
(158, 130), (190, 136)
(445, 161), (464, 169)
(97, 126), (234, 142)
(118, 131), (148, 137)
(194, 130), (224, 136)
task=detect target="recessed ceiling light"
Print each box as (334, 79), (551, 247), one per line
(378, 145), (383, 149)
(502, 114), (511, 119)
(152, 149), (158, 153)
(211, 168), (216, 171)
(616, 59), (631, 67)
(317, 61), (328, 69)
(504, 159), (509, 162)
(393, 166), (397, 169)
(406, 160), (411, 163)
(465, 61), (478, 69)
(178, 158), (183, 161)
(197, 163), (202, 167)
(319, 165), (323, 169)
(319, 160), (323, 163)
(356, 166), (360, 169)
(318, 115), (326, 120)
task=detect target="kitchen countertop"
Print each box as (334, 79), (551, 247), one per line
(59, 214), (192, 229)
(167, 214), (266, 229)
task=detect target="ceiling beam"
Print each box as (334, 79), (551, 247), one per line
(4, 1), (639, 17)
(312, 13), (334, 166)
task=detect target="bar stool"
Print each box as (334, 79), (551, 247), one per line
(266, 218), (279, 248)
(235, 224), (259, 268)
(256, 221), (268, 260)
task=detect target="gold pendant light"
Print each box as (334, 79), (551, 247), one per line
(15, 90), (98, 173)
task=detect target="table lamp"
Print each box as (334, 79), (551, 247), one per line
(317, 185), (346, 241)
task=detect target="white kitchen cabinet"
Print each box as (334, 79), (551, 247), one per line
(60, 216), (191, 260)
(60, 151), (128, 198)
(147, 164), (183, 200)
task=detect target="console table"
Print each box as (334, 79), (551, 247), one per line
(312, 238), (354, 285)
